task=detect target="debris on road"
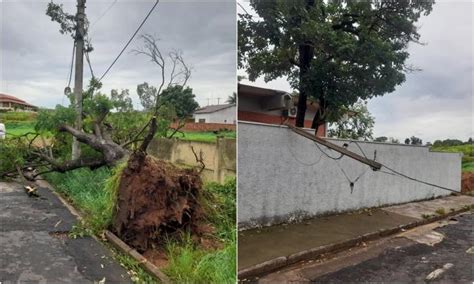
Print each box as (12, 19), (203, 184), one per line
(425, 263), (454, 281)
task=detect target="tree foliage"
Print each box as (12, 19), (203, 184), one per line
(328, 100), (374, 140)
(159, 85), (199, 118)
(239, 0), (434, 129)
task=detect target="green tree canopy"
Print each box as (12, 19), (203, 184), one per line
(328, 100), (374, 140)
(159, 85), (199, 118)
(239, 0), (434, 130)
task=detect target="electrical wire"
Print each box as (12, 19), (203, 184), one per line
(85, 51), (95, 78)
(89, 0), (118, 31)
(67, 42), (76, 88)
(287, 143), (323, 166)
(379, 165), (462, 195)
(237, 1), (251, 16)
(98, 0), (160, 82)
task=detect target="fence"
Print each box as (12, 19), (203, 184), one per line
(148, 137), (236, 183)
(238, 121), (462, 229)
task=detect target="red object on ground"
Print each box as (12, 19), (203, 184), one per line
(461, 172), (474, 193)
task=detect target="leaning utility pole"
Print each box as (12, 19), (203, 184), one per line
(72, 0), (86, 160)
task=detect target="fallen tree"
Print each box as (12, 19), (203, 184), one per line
(0, 34), (211, 254)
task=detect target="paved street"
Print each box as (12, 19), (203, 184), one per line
(260, 212), (473, 283)
(313, 212), (474, 283)
(0, 181), (132, 283)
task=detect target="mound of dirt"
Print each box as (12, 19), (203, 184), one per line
(112, 154), (204, 252)
(461, 172), (474, 193)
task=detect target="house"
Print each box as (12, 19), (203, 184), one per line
(0, 93), (38, 112)
(238, 83), (326, 136)
(193, 104), (236, 124)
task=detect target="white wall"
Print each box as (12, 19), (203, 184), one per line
(238, 122), (462, 229)
(194, 105), (236, 124)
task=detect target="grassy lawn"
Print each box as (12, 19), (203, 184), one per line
(4, 121), (36, 137)
(432, 144), (473, 173)
(45, 166), (236, 283)
(172, 131), (236, 143)
(1, 112), (38, 138)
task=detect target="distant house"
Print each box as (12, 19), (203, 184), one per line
(0, 93), (38, 112)
(193, 104), (236, 124)
(238, 83), (326, 136)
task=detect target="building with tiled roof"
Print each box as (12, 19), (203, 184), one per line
(0, 93), (38, 112)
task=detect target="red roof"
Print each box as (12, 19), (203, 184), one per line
(0, 93), (36, 108)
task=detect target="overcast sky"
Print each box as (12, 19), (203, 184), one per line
(238, 1), (473, 143)
(1, 0), (236, 109)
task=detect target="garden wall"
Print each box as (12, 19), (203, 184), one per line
(148, 137), (236, 183)
(238, 121), (462, 229)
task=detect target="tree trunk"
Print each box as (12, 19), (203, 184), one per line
(311, 96), (326, 136)
(295, 0), (315, 127)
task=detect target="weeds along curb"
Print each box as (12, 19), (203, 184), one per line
(36, 178), (171, 284)
(104, 230), (171, 284)
(238, 205), (473, 280)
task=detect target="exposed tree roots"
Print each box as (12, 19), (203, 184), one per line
(112, 153), (205, 252)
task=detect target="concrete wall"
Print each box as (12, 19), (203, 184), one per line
(148, 137), (236, 183)
(238, 122), (462, 229)
(194, 106), (236, 124)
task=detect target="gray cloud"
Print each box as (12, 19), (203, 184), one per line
(1, 0), (236, 109)
(238, 1), (473, 142)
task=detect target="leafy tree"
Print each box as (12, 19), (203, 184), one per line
(159, 85), (199, 118)
(226, 92), (237, 104)
(404, 138), (410, 145)
(374, 136), (388, 143)
(137, 82), (157, 111)
(239, 0), (434, 132)
(327, 100), (374, 140)
(410, 136), (422, 145)
(1, 34), (191, 179)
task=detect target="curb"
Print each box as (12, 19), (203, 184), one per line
(36, 179), (171, 284)
(105, 230), (171, 284)
(238, 206), (473, 279)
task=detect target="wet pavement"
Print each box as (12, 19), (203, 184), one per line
(0, 181), (132, 283)
(238, 195), (474, 270)
(313, 212), (474, 283)
(238, 209), (417, 269)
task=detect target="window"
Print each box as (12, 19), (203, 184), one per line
(199, 119), (206, 123)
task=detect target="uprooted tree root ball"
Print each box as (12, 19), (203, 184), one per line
(112, 153), (206, 252)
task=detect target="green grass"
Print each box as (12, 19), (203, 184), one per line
(45, 167), (236, 283)
(164, 235), (236, 284)
(432, 144), (474, 173)
(172, 131), (236, 143)
(0, 111), (37, 122)
(44, 166), (119, 234)
(164, 178), (236, 283)
(4, 121), (36, 137)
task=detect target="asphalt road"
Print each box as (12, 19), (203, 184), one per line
(313, 212), (474, 283)
(0, 181), (132, 283)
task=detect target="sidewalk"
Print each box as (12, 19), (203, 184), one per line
(238, 195), (474, 276)
(0, 181), (132, 283)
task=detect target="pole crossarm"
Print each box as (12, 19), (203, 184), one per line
(284, 122), (382, 170)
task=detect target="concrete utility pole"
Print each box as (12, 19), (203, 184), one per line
(72, 0), (86, 160)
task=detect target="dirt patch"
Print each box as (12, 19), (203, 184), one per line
(111, 154), (205, 253)
(461, 172), (474, 193)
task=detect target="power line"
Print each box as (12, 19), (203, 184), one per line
(89, 0), (118, 31)
(237, 1), (251, 16)
(379, 165), (462, 195)
(67, 42), (76, 88)
(309, 136), (462, 195)
(98, 0), (160, 82)
(85, 51), (95, 78)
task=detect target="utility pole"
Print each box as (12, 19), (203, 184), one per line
(72, 0), (86, 160)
